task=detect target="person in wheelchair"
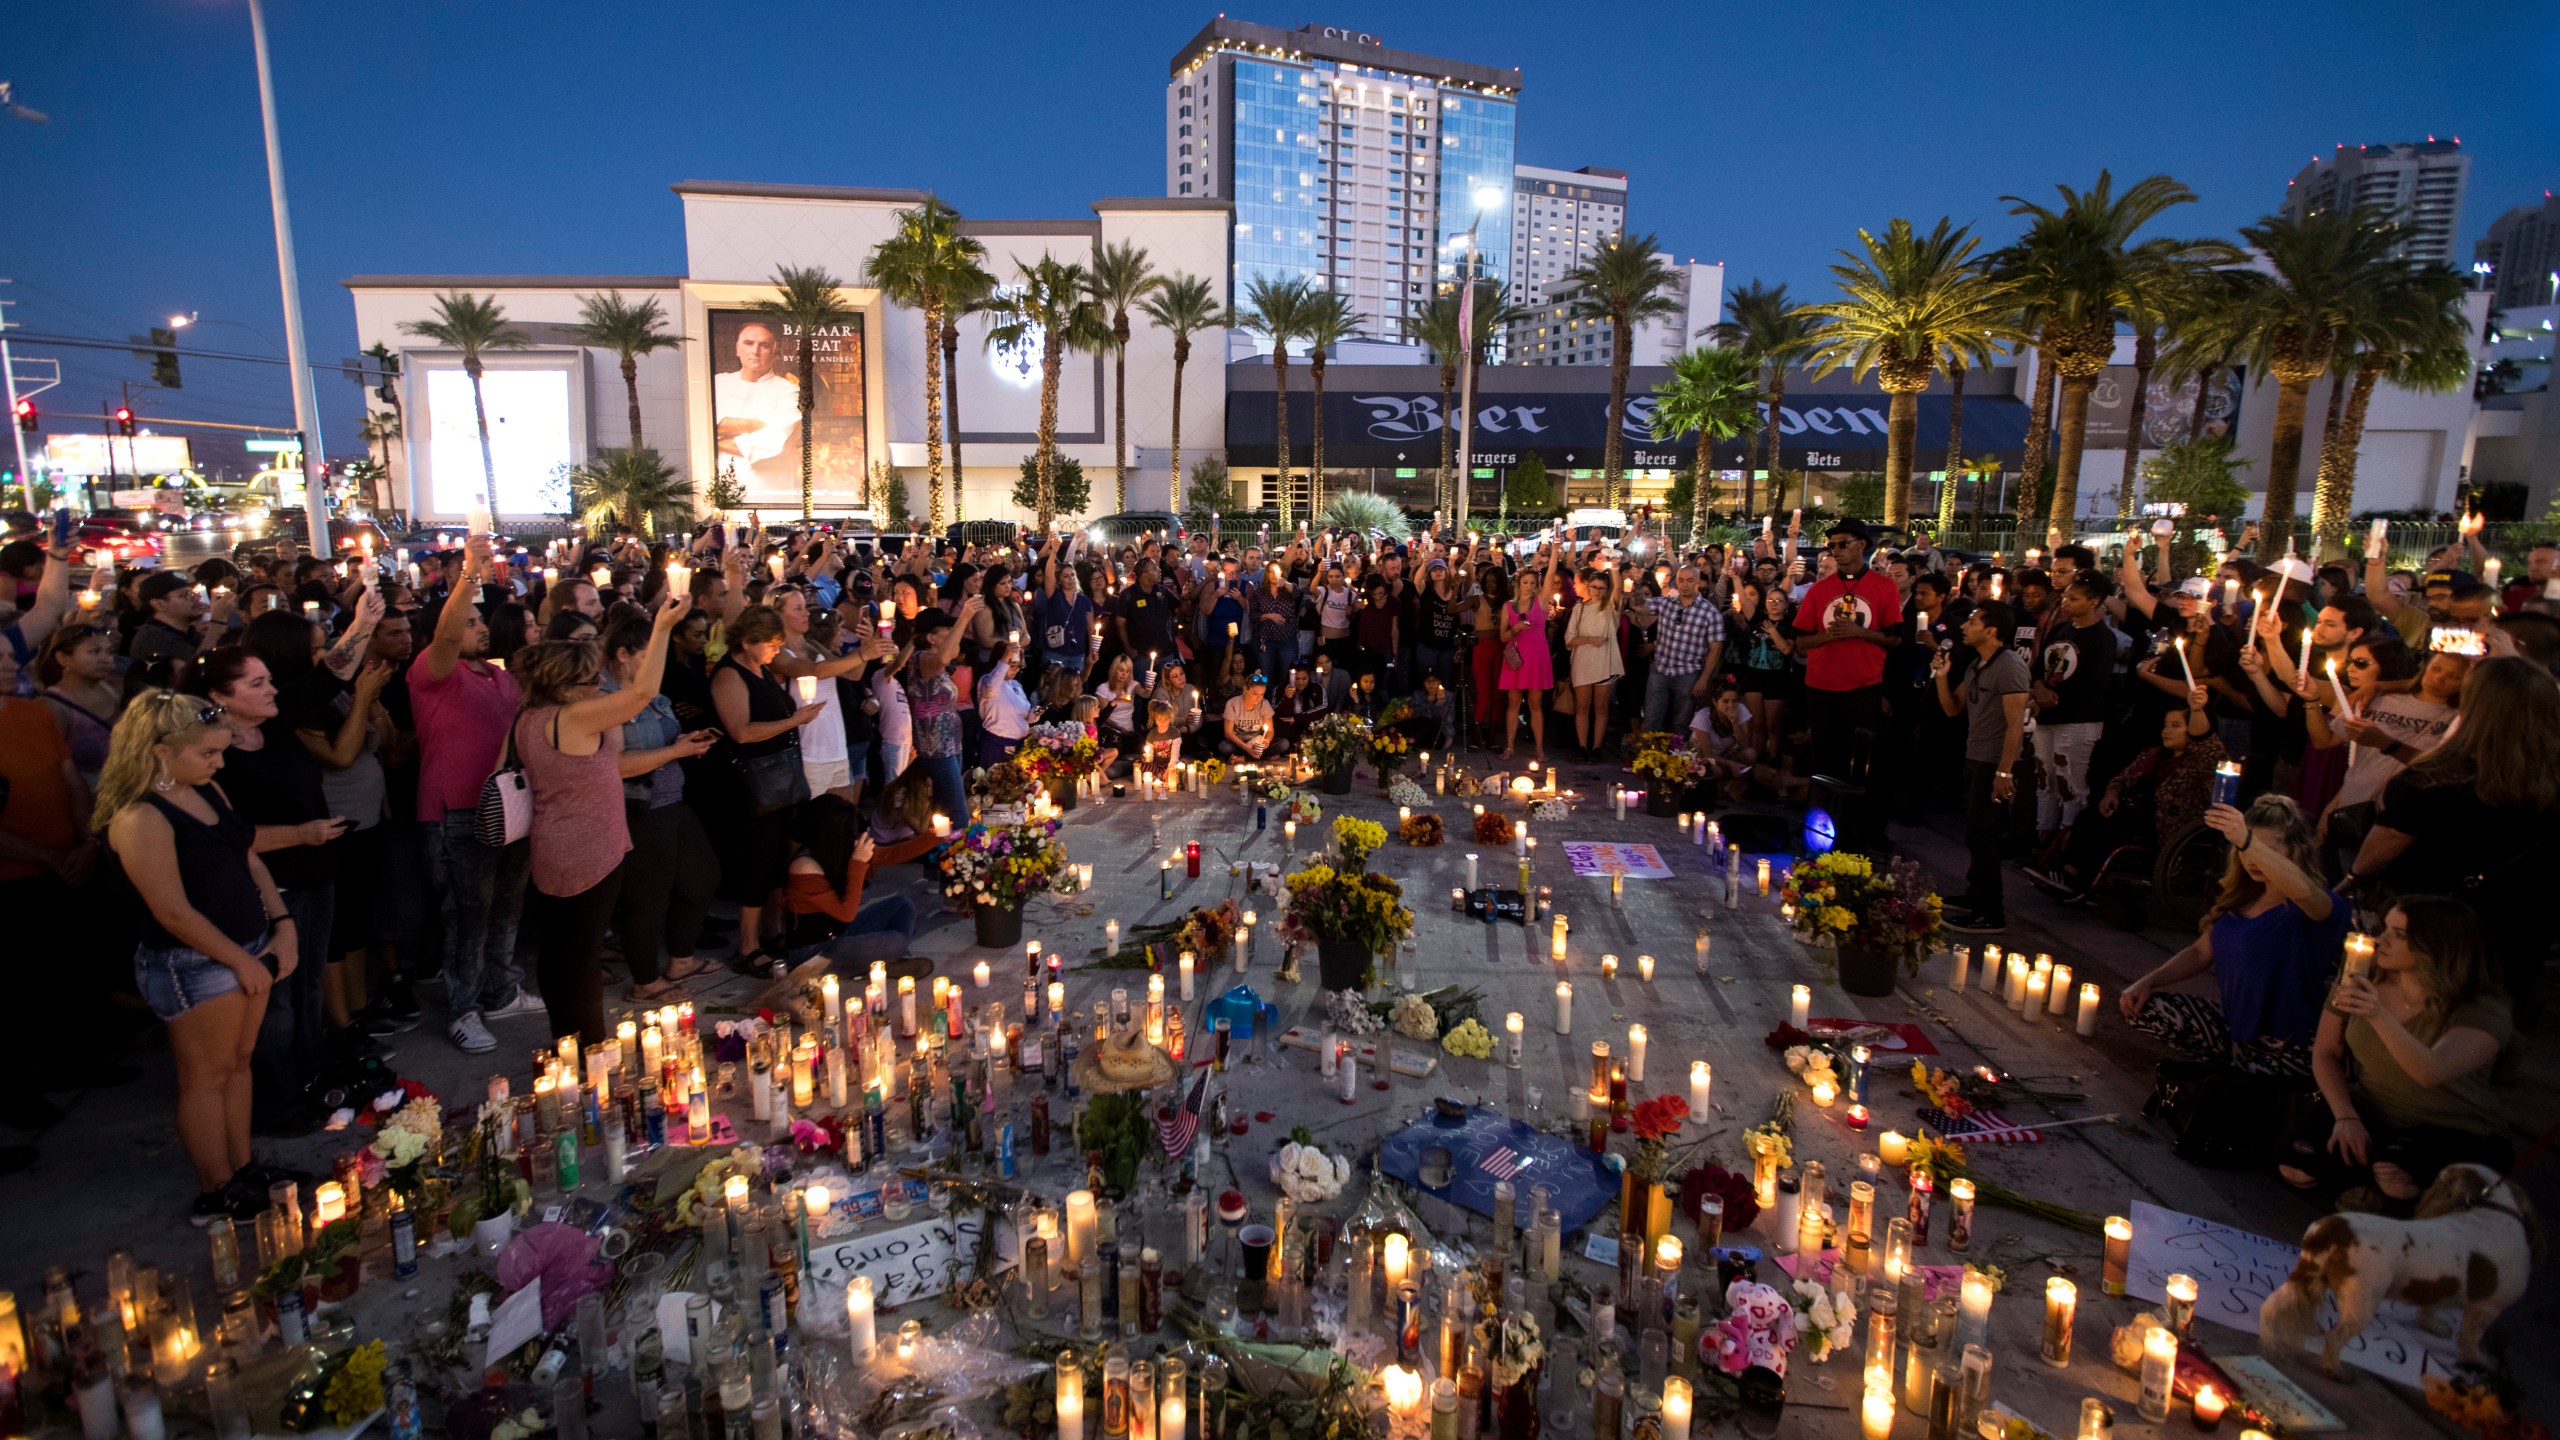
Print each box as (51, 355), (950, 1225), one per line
(2032, 694), (2223, 904)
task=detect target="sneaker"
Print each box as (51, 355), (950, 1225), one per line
(450, 1011), (498, 1054)
(483, 991), (549, 1021)
(234, 1159), (313, 1191)
(190, 1189), (237, 1227)
(361, 1002), (421, 1039)
(1944, 909), (2007, 935)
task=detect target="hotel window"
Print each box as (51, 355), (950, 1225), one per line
(1180, 105), (1192, 117)
(1179, 144), (1190, 157)
(1180, 183), (1193, 194)
(1180, 125), (1191, 137)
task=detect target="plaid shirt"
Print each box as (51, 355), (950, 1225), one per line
(1650, 592), (1727, 674)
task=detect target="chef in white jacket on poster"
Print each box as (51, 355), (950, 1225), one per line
(714, 321), (802, 494)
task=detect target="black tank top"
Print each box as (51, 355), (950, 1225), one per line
(717, 657), (799, 761)
(137, 787), (266, 951)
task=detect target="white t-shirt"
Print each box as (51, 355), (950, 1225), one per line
(788, 647), (848, 765)
(980, 660), (1034, 740)
(1098, 681), (1139, 732)
(1689, 702), (1752, 759)
(2332, 693), (2454, 810)
(871, 663), (912, 748)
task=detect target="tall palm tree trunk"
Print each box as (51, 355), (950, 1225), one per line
(1883, 388), (1920, 526)
(922, 300), (948, 530)
(1603, 323), (1631, 508)
(1271, 351), (1294, 530)
(2259, 371), (2318, 554)
(1689, 436), (1712, 546)
(1757, 370), (1786, 520)
(2048, 376), (2095, 539)
(1939, 365), (1967, 530)
(1167, 346), (1188, 515)
(1309, 354), (1329, 519)
(621, 354), (645, 451)
(2187, 366), (2218, 441)
(1036, 345), (1062, 532)
(943, 322), (965, 528)
(795, 333), (818, 521)
(2311, 362), (2382, 547)
(468, 364), (500, 519)
(2114, 329), (2156, 521)
(1112, 319), (1131, 512)
(2015, 356), (2056, 534)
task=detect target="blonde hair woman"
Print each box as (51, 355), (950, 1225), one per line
(2119, 794), (2348, 1076)
(101, 690), (297, 1224)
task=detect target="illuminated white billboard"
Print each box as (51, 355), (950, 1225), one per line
(45, 434), (194, 476)
(425, 367), (575, 517)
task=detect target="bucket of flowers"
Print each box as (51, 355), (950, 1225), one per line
(1019, 721), (1101, 808)
(937, 818), (1071, 947)
(1279, 857), (1413, 993)
(1778, 851), (1947, 998)
(1300, 713), (1370, 795)
(971, 758), (1037, 823)
(1629, 734), (1696, 815)
(1366, 725), (1413, 788)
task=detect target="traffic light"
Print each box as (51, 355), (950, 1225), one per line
(11, 399), (33, 433)
(374, 352), (399, 405)
(114, 406), (136, 437)
(149, 327), (182, 389)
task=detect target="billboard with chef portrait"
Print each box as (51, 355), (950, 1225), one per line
(708, 308), (868, 511)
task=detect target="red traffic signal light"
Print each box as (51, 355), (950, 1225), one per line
(114, 406), (137, 437)
(11, 399), (32, 433)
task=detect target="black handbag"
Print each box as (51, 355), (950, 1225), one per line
(736, 745), (809, 815)
(2144, 1059), (2314, 1170)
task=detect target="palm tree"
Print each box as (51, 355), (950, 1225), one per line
(1084, 242), (1163, 513)
(2228, 208), (2404, 553)
(1297, 292), (1367, 516)
(571, 291), (681, 452)
(2312, 259), (2469, 541)
(1236, 276), (1319, 529)
(865, 199), (986, 529)
(747, 265), (862, 522)
(1799, 219), (2013, 526)
(356, 407), (402, 470)
(1994, 172), (2225, 537)
(1650, 346), (1766, 544)
(1708, 280), (1822, 520)
(400, 291), (529, 518)
(1137, 274), (1226, 515)
(1557, 234), (1682, 508)
(1400, 296), (1465, 514)
(570, 447), (690, 537)
(940, 256), (999, 527)
(984, 256), (1107, 533)
(1931, 305), (2015, 529)
(2155, 268), (2254, 447)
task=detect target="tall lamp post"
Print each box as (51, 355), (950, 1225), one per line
(245, 0), (331, 561)
(1451, 185), (1504, 536)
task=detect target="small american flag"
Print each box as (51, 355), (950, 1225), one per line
(1158, 1069), (1209, 1157)
(1919, 1105), (2045, 1144)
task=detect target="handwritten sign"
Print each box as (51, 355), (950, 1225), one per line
(1561, 842), (1670, 880)
(2125, 1201), (2460, 1387)
(799, 1210), (1010, 1336)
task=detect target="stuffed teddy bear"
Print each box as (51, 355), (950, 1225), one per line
(1710, 1280), (1801, 1378)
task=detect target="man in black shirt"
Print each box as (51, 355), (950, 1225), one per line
(1110, 558), (1180, 679)
(2029, 575), (2119, 862)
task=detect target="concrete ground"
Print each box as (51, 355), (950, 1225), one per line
(6, 749), (2550, 1438)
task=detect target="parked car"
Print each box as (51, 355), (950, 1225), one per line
(73, 509), (163, 567)
(1085, 510), (1184, 545)
(232, 510), (393, 565)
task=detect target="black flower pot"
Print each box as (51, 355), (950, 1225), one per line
(1317, 938), (1371, 991)
(1048, 780), (1078, 813)
(1319, 764), (1355, 795)
(1645, 787), (1677, 817)
(1837, 940), (1901, 998)
(974, 904), (1025, 949)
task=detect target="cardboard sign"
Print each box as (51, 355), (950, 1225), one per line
(1561, 843), (1671, 879)
(2124, 1201), (2460, 1386)
(799, 1210), (1011, 1336)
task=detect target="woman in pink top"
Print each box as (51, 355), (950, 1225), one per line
(1496, 542), (1563, 762)
(511, 590), (690, 1041)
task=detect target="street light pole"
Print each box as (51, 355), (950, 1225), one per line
(245, 0), (331, 561)
(1454, 234), (1478, 538)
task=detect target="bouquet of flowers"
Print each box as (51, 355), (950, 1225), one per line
(671, 1146), (767, 1229)
(1377, 696), (1416, 729)
(1332, 815), (1388, 868)
(1300, 713), (1371, 774)
(1632, 744), (1697, 787)
(368, 1092), (444, 1195)
(1472, 809), (1515, 845)
(1399, 812), (1444, 848)
(936, 819), (1071, 914)
(1278, 862), (1414, 957)
(1196, 756), (1229, 786)
(1325, 987), (1381, 1035)
(1019, 722), (1101, 786)
(1442, 1017), (1494, 1058)
(1270, 1135), (1353, 1204)
(1779, 852), (1947, 973)
(1255, 774), (1295, 802)
(1387, 773), (1432, 809)
(1390, 992), (1438, 1039)
(1283, 790), (1324, 825)
(1782, 1044), (1841, 1095)
(1476, 1309), (1545, 1389)
(971, 758), (1037, 806)
(1367, 726), (1412, 768)
(1790, 1277), (1859, 1363)
(1630, 1095), (1690, 1181)
(1627, 730), (1683, 759)
(1910, 1060), (2086, 1115)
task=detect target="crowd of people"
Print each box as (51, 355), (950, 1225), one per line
(0, 504), (2552, 1226)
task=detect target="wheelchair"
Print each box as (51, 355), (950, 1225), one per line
(2079, 818), (2229, 933)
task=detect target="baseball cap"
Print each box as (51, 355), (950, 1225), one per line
(2425, 567), (2485, 597)
(2175, 577), (2214, 600)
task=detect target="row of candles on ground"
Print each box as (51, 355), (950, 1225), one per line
(0, 1258), (212, 1438)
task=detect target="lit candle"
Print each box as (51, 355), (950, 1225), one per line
(931, 813), (952, 838)
(1232, 928), (1247, 974)
(2103, 1215), (2132, 1295)
(1662, 1376), (1693, 1440)
(2005, 956), (2029, 1008)
(1285, 819), (1298, 853)
(1601, 953), (1619, 980)
(973, 959), (991, 989)
(1958, 1268), (1994, 1353)
(1690, 1060), (1711, 1123)
(1506, 1013), (1525, 1067)
(1161, 1381), (1187, 1440)
(1178, 950), (1194, 1000)
(796, 674), (819, 705)
(2041, 1277), (2076, 1367)
(1844, 1103), (1869, 1131)
(1694, 929), (1711, 973)
(1104, 918), (1120, 957)
(849, 1276), (880, 1352)
(2164, 1272), (2199, 1340)
(2139, 1326), (2178, 1421)
(2048, 963), (2072, 1015)
(1757, 858), (1772, 895)
(1861, 1382), (1895, 1440)
(1878, 1130), (1909, 1167)
(1516, 820), (1530, 856)
(1554, 981), (1573, 1034)
(1383, 1232), (1411, 1292)
(1810, 1079), (1837, 1108)
(2024, 966), (2049, 1016)
(1626, 1023), (1646, 1082)
(1463, 851), (1476, 888)
(1790, 984), (1811, 1030)
(311, 1182), (346, 1227)
(1056, 1349), (1084, 1440)
(1065, 1190), (1097, 1272)
(1383, 1365), (1424, 1425)
(898, 975), (917, 1034)
(2191, 1384), (2226, 1433)
(1551, 913), (1569, 963)
(1637, 953), (1654, 983)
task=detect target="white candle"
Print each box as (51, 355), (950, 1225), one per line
(931, 813), (952, 838)
(2076, 982), (2101, 1036)
(1463, 852), (1477, 889)
(2005, 957), (2029, 1008)
(1950, 944), (1969, 993)
(1958, 1268), (1994, 1353)
(1505, 1013), (1525, 1067)
(1637, 953), (1654, 983)
(1689, 1060), (1711, 1123)
(1178, 950), (1194, 1000)
(1861, 1382), (1894, 1440)
(1057, 1351), (1085, 1440)
(1662, 1377), (1693, 1440)
(1551, 913), (1569, 963)
(796, 675), (819, 705)
(1515, 821), (1529, 856)
(1285, 819), (1298, 853)
(848, 1275), (877, 1362)
(1694, 930), (1711, 974)
(2177, 636), (2198, 688)
(973, 959), (991, 989)
(2138, 1326), (2178, 1421)
(1757, 858), (1773, 895)
(2048, 963), (2072, 1015)
(1554, 981), (1573, 1034)
(1626, 1024), (1647, 1083)
(1694, 813), (1707, 845)
(1790, 984), (1811, 1030)
(1065, 1189), (1096, 1271)
(1810, 1079), (1836, 1108)
(1383, 1231), (1411, 1292)
(2024, 967), (2049, 1016)
(1105, 919), (1120, 957)
(1160, 1389), (1186, 1440)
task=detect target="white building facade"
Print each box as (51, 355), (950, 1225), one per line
(1507, 260), (1723, 370)
(2282, 139), (2469, 267)
(346, 183), (1230, 525)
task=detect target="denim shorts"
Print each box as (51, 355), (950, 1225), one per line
(135, 931), (265, 1021)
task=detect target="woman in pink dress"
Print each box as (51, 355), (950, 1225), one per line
(1497, 543), (1563, 762)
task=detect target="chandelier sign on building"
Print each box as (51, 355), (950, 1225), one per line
(988, 284), (1044, 388)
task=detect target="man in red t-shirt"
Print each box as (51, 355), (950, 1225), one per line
(1793, 519), (1904, 782)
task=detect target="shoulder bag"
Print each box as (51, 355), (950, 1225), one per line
(473, 718), (532, 847)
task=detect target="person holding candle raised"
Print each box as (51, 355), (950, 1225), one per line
(1933, 600), (2029, 934)
(599, 611), (723, 1003)
(2282, 896), (2512, 1212)
(2120, 795), (2345, 1078)
(101, 690), (301, 1221)
(708, 604), (833, 979)
(509, 587), (691, 1043)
